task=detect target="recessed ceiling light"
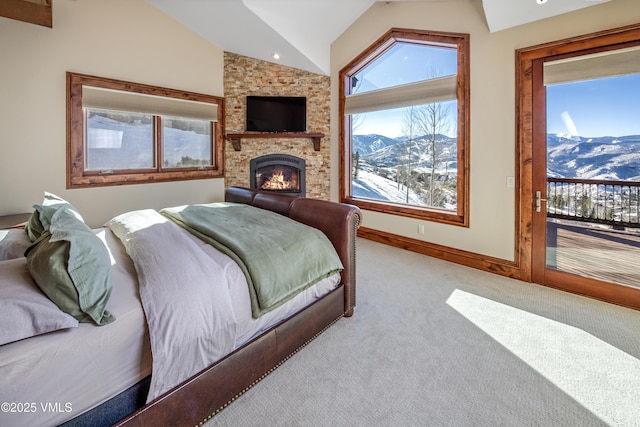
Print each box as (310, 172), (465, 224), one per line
(537, 0), (548, 4)
(272, 53), (280, 60)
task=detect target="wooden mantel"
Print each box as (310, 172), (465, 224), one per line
(226, 132), (325, 151)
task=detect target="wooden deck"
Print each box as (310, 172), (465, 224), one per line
(546, 220), (640, 289)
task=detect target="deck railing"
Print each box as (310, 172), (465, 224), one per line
(546, 178), (640, 228)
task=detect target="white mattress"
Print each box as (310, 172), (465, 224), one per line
(0, 227), (339, 427)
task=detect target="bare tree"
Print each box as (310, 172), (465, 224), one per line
(416, 101), (451, 207)
(399, 105), (421, 202)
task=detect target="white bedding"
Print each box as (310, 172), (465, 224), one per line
(106, 209), (238, 402)
(106, 209), (341, 402)
(0, 229), (151, 427)
(0, 219), (339, 426)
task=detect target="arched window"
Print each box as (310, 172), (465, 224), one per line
(339, 28), (469, 226)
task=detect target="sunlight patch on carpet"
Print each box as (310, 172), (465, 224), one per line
(446, 289), (640, 425)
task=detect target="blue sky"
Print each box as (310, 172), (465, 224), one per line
(353, 43), (458, 94)
(353, 42), (640, 138)
(546, 74), (640, 138)
(353, 42), (458, 138)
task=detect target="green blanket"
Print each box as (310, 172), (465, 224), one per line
(160, 202), (343, 318)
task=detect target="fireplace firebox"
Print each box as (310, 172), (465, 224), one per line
(250, 154), (306, 197)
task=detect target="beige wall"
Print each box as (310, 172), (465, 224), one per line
(0, 0), (225, 227)
(331, 0), (640, 261)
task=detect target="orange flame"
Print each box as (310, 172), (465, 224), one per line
(261, 169), (297, 190)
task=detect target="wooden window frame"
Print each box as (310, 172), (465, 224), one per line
(67, 72), (225, 189)
(0, 0), (52, 28)
(339, 28), (470, 227)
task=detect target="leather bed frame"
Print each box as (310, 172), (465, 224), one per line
(103, 187), (361, 426)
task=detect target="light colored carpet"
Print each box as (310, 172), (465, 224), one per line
(205, 238), (640, 426)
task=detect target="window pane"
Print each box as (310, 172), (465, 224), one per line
(545, 73), (640, 228)
(69, 72), (224, 188)
(547, 74), (640, 162)
(85, 109), (154, 171)
(162, 117), (212, 168)
(351, 101), (458, 210)
(352, 42), (458, 95)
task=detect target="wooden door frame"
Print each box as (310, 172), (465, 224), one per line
(516, 23), (640, 310)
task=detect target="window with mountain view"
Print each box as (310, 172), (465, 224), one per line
(339, 29), (470, 226)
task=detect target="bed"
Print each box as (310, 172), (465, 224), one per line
(0, 186), (361, 427)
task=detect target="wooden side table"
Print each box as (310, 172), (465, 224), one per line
(0, 213), (32, 229)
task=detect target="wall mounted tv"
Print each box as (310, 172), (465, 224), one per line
(246, 96), (306, 133)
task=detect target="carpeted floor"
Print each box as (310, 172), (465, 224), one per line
(205, 238), (640, 427)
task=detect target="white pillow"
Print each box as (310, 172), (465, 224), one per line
(0, 258), (79, 346)
(0, 229), (31, 261)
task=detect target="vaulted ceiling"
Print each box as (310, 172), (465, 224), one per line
(146, 0), (612, 75)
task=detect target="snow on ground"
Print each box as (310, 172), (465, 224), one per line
(352, 169), (424, 205)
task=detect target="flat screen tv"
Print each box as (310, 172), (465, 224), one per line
(246, 96), (306, 133)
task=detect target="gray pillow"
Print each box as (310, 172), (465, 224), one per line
(0, 258), (79, 345)
(0, 229), (31, 260)
(25, 205), (115, 326)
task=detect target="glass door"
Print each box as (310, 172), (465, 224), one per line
(531, 45), (640, 306)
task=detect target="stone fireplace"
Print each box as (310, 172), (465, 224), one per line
(250, 154), (306, 197)
(223, 52), (331, 200)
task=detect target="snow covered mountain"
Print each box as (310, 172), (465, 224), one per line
(547, 134), (640, 181)
(355, 133), (457, 172)
(351, 132), (640, 206)
(351, 133), (457, 207)
(354, 132), (640, 181)
(352, 134), (400, 156)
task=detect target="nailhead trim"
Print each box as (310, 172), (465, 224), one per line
(196, 314), (343, 426)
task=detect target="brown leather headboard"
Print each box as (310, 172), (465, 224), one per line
(224, 186), (361, 316)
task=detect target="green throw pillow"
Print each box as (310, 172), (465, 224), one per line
(25, 192), (84, 242)
(25, 205), (115, 326)
(25, 210), (45, 242)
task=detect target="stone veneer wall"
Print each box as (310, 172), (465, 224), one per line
(223, 52), (331, 199)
